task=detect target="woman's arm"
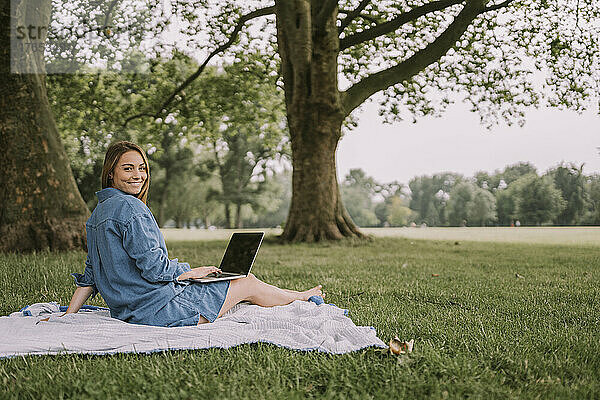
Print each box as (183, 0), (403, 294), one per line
(65, 286), (94, 314)
(123, 214), (192, 282)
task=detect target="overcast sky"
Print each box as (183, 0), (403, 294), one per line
(337, 100), (600, 185)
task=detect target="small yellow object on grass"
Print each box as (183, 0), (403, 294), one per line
(389, 337), (414, 355)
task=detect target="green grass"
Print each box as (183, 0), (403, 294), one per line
(1, 237), (599, 399)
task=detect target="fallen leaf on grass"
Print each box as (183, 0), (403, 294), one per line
(389, 337), (414, 355)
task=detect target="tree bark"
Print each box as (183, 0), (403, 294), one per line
(156, 170), (169, 227)
(276, 0), (364, 242)
(235, 202), (243, 229)
(0, 0), (90, 251)
(154, 134), (175, 227)
(224, 202), (232, 229)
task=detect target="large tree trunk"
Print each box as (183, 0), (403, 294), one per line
(283, 125), (363, 242)
(0, 0), (90, 252)
(276, 1), (363, 242)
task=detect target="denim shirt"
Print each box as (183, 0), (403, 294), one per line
(72, 187), (191, 325)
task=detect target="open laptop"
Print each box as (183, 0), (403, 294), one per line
(188, 232), (264, 283)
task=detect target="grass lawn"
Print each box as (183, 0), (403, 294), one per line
(1, 236), (599, 399)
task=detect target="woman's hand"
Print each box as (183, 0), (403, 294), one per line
(177, 266), (222, 281)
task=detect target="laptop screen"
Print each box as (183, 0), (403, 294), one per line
(219, 232), (264, 274)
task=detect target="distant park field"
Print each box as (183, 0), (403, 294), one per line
(162, 226), (600, 246)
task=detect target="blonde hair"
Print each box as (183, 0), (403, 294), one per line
(101, 141), (150, 204)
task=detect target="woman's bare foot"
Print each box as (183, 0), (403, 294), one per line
(299, 285), (324, 301)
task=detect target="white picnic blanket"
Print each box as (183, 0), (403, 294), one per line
(0, 301), (386, 358)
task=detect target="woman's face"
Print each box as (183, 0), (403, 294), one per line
(110, 150), (147, 195)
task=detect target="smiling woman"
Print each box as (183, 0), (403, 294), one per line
(65, 141), (323, 328)
(101, 141), (150, 202)
(108, 151), (147, 195)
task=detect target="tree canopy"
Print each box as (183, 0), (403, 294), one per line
(52, 0), (595, 241)
(3, 0), (599, 250)
(150, 0), (599, 240)
(46, 51), (288, 229)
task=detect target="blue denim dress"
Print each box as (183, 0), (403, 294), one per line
(72, 188), (229, 326)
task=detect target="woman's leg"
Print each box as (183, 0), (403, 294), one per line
(218, 274), (322, 317)
(197, 274), (323, 325)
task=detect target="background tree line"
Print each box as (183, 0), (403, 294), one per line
(341, 162), (600, 227)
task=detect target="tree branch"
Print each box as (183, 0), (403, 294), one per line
(341, 0), (485, 115)
(102, 0), (120, 30)
(122, 112), (156, 127)
(338, 0), (372, 33)
(122, 5), (275, 127)
(484, 0), (513, 12)
(359, 13), (383, 24)
(316, 0), (339, 29)
(340, 0), (464, 51)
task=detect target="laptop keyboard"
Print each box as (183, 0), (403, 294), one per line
(205, 272), (240, 278)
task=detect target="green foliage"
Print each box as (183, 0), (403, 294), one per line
(155, 172), (223, 229)
(582, 174), (600, 225)
(386, 196), (413, 227)
(48, 49), (287, 229)
(472, 162), (540, 226)
(510, 174), (566, 226)
(447, 182), (476, 226)
(403, 161), (599, 228)
(45, 0), (174, 73)
(446, 182), (496, 227)
(474, 162), (538, 194)
(341, 170), (380, 227)
(197, 50), (288, 228)
(342, 168), (380, 195)
(468, 186), (497, 227)
(47, 73), (134, 208)
(245, 171), (292, 229)
(341, 169), (406, 227)
(341, 187), (379, 227)
(408, 173), (462, 226)
(46, 0), (599, 127)
(501, 162), (538, 185)
(548, 163), (587, 225)
(335, 1), (600, 127)
(495, 187), (516, 226)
